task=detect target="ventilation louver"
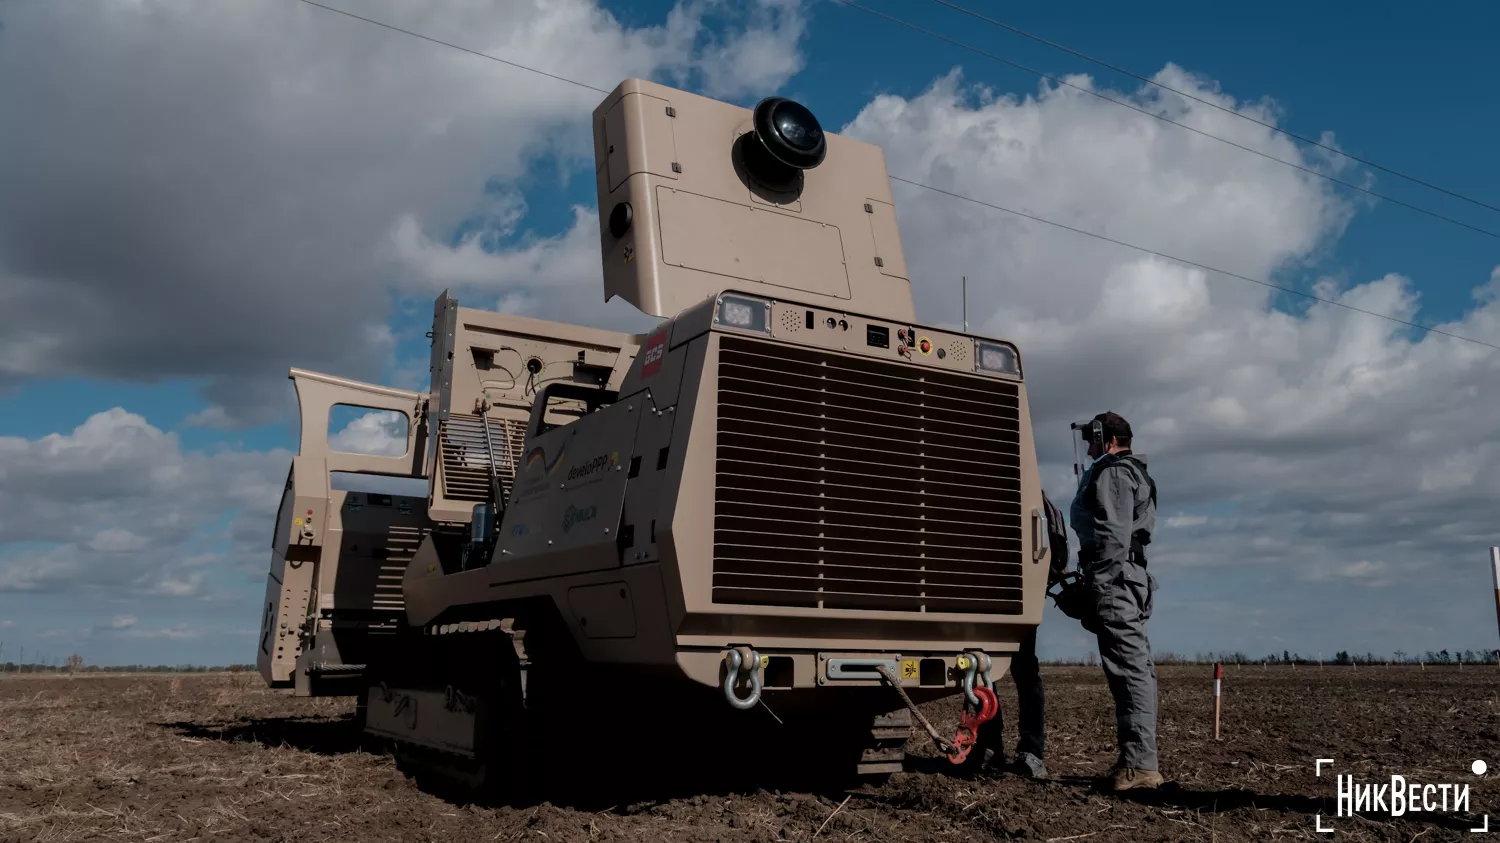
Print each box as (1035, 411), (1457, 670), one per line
(439, 413), (527, 503)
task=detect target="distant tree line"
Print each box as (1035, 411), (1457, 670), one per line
(0, 660), (257, 674)
(1042, 648), (1500, 666)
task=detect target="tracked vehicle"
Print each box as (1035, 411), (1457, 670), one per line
(257, 78), (1048, 789)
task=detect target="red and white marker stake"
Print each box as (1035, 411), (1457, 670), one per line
(1213, 662), (1222, 741)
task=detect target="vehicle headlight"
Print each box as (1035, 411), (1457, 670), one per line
(974, 340), (1020, 376)
(714, 294), (771, 334)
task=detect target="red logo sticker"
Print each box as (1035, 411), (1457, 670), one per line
(641, 329), (668, 378)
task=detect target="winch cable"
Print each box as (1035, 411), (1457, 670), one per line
(876, 663), (999, 763)
(875, 664), (956, 757)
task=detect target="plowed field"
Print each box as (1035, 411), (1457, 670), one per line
(3, 665), (1495, 841)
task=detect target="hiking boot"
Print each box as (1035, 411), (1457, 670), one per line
(1111, 767), (1164, 791)
(1011, 751), (1047, 779)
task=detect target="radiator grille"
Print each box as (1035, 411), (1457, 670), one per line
(439, 413), (526, 503)
(711, 336), (1025, 614)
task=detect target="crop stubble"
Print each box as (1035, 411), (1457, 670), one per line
(1, 665), (1495, 842)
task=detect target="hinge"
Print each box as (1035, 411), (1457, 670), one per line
(864, 203), (873, 213)
(874, 257), (885, 267)
(665, 106), (676, 117)
(671, 162), (682, 173)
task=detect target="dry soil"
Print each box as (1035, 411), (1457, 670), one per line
(2, 665), (1497, 842)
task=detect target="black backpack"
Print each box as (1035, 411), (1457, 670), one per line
(1041, 490), (1068, 580)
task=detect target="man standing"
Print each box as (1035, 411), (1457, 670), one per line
(970, 489), (1069, 779)
(1071, 411), (1161, 791)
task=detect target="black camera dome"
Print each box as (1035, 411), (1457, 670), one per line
(753, 97), (825, 169)
(737, 95), (826, 193)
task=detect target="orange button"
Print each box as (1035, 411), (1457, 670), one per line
(918, 338), (932, 354)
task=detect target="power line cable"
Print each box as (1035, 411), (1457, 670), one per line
(289, 0), (1500, 353)
(828, 0), (1500, 243)
(925, 0), (1500, 217)
(888, 175), (1500, 351)
(293, 0), (609, 94)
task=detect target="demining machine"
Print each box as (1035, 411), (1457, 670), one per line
(256, 77), (1049, 791)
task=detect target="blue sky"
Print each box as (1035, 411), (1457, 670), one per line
(10, 0), (1498, 444)
(2, 0), (1499, 667)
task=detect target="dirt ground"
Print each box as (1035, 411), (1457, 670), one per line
(2, 664), (1496, 842)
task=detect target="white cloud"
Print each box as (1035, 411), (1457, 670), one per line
(0, 0), (807, 424)
(328, 410), (411, 458)
(3, 7), (1497, 661)
(837, 68), (1500, 653)
(388, 205), (661, 334)
(118, 623), (200, 641)
(86, 529), (150, 554)
(691, 0), (807, 99)
(107, 616), (139, 630)
(0, 409), (287, 597)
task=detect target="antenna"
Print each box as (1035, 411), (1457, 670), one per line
(962, 276), (968, 332)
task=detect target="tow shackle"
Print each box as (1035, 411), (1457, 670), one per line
(957, 650), (995, 710)
(723, 647), (763, 710)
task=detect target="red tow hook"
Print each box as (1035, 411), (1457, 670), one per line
(947, 686), (999, 764)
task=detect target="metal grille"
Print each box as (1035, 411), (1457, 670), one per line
(439, 413), (526, 503)
(373, 525), (425, 612)
(711, 336), (1025, 614)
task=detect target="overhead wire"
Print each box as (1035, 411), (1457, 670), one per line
(888, 175), (1500, 351)
(924, 0), (1500, 218)
(292, 0), (609, 94)
(827, 0), (1500, 243)
(288, 0), (1500, 354)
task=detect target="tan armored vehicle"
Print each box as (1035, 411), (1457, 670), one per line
(257, 78), (1047, 792)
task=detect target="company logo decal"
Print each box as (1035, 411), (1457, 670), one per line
(525, 444), (567, 475)
(562, 504), (598, 533)
(566, 452), (618, 482)
(641, 329), (668, 378)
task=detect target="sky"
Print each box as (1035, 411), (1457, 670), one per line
(2, 0), (1499, 667)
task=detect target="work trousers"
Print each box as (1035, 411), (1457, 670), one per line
(1086, 555), (1159, 771)
(973, 625), (1044, 761)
